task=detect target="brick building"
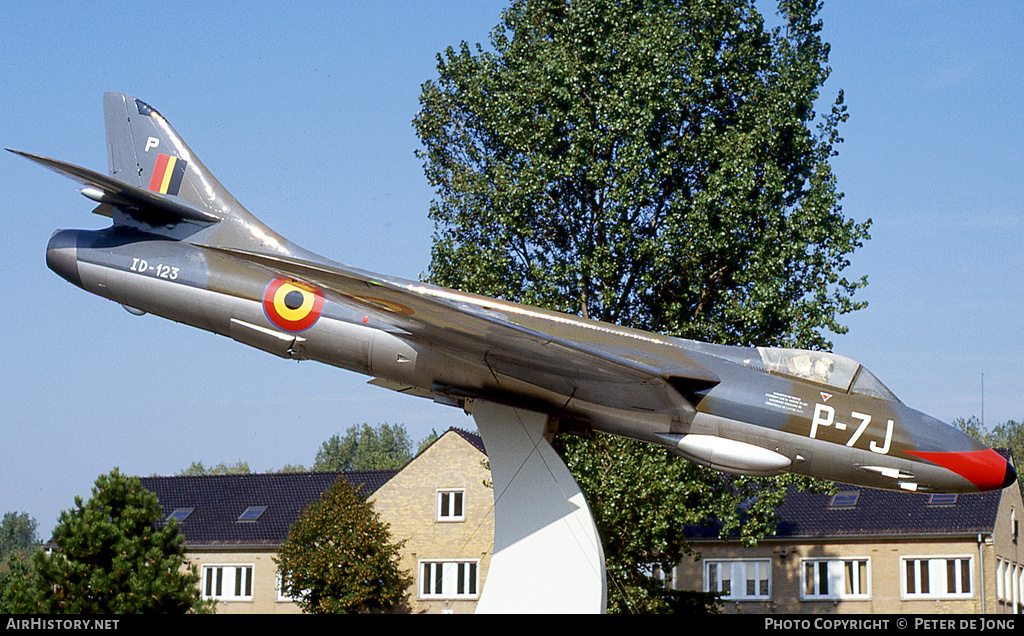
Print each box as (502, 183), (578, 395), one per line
(370, 427), (493, 613)
(140, 428), (492, 614)
(672, 456), (1022, 614)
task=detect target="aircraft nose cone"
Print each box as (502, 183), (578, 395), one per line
(46, 229), (82, 288)
(907, 448), (1016, 492)
(1003, 460), (1018, 490)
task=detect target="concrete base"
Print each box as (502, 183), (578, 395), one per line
(472, 400), (606, 613)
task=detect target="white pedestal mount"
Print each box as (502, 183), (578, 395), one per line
(472, 400), (607, 613)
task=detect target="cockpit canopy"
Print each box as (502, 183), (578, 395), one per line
(757, 347), (899, 402)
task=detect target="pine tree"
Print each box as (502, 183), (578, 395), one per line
(275, 478), (411, 613)
(23, 468), (211, 613)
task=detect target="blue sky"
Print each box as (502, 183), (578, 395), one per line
(2, 1), (1021, 536)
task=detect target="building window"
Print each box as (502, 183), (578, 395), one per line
(166, 507), (193, 523)
(1002, 560), (1023, 606)
(995, 557), (1011, 602)
(801, 558), (870, 600)
(275, 571), (290, 602)
(276, 569), (315, 603)
(237, 506), (267, 522)
(828, 491), (860, 509)
(902, 557), (973, 599)
(420, 560), (479, 599)
(436, 489), (465, 522)
(643, 563), (672, 586)
(202, 565), (254, 601)
(704, 559), (770, 601)
(928, 493), (958, 506)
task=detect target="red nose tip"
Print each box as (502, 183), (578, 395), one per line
(906, 449), (1016, 491)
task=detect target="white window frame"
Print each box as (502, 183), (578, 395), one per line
(275, 569), (305, 603)
(201, 564), (254, 602)
(1006, 561), (1023, 607)
(1018, 563), (1024, 608)
(436, 488), (465, 522)
(419, 560), (480, 600)
(800, 558), (871, 601)
(704, 559), (771, 601)
(996, 558), (1023, 605)
(901, 556), (974, 600)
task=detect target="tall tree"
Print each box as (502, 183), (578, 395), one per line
(415, 0), (858, 612)
(14, 469), (211, 614)
(0, 512), (41, 613)
(0, 512), (39, 565)
(177, 460), (251, 476)
(415, 0), (867, 349)
(275, 478), (411, 613)
(313, 423), (414, 471)
(556, 434), (805, 612)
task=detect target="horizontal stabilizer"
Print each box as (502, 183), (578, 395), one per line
(7, 149), (220, 225)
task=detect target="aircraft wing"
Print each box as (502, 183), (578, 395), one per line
(208, 246), (719, 418)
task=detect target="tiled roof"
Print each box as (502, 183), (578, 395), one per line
(412, 427), (487, 457)
(140, 470), (397, 548)
(451, 427), (486, 454)
(684, 485), (1004, 541)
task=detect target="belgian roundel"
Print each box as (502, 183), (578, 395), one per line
(263, 277), (325, 332)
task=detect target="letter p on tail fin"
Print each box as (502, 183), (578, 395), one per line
(101, 93), (292, 252)
(103, 92), (237, 211)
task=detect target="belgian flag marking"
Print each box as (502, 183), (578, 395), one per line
(148, 153), (187, 195)
(263, 277), (325, 333)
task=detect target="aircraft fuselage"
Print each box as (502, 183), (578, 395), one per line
(46, 223), (1015, 494)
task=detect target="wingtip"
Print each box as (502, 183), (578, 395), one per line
(6, 149), (49, 162)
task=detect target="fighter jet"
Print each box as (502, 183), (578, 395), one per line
(14, 93), (1016, 495)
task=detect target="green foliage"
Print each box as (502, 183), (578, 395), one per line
(313, 423), (414, 471)
(275, 463), (311, 473)
(557, 434), (828, 612)
(0, 512), (40, 565)
(0, 552), (37, 613)
(178, 460), (312, 474)
(0, 511), (41, 612)
(416, 429), (442, 456)
(177, 460), (251, 475)
(275, 478), (411, 613)
(415, 0), (864, 612)
(11, 468), (211, 614)
(416, 0), (869, 350)
(660, 589), (723, 614)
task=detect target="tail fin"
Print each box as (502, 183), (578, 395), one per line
(103, 93), (238, 217)
(102, 93), (291, 252)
